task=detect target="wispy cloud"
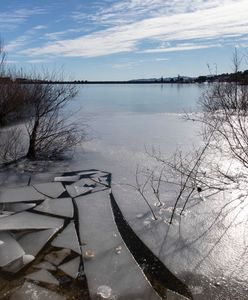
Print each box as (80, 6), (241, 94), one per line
(6, 25), (47, 52)
(22, 0), (248, 58)
(0, 8), (45, 30)
(143, 43), (221, 53)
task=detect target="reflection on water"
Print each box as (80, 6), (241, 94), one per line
(73, 83), (204, 115)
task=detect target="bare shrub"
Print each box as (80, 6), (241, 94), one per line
(23, 74), (82, 159)
(139, 50), (248, 224)
(0, 127), (26, 163)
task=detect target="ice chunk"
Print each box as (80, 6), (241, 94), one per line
(44, 248), (71, 265)
(0, 232), (25, 267)
(33, 182), (65, 199)
(0, 186), (45, 203)
(18, 228), (60, 256)
(35, 261), (56, 271)
(34, 197), (74, 218)
(0, 212), (64, 231)
(66, 184), (92, 198)
(3, 254), (35, 273)
(0, 203), (36, 213)
(26, 269), (59, 285)
(10, 281), (66, 300)
(52, 221), (81, 254)
(54, 175), (80, 182)
(58, 256), (80, 279)
(75, 191), (160, 300)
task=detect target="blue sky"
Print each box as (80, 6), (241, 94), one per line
(1, 0), (248, 80)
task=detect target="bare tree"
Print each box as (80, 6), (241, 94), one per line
(23, 75), (82, 159)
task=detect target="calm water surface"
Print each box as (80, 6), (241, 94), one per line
(74, 83), (203, 114)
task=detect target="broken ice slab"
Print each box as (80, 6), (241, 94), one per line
(34, 261), (56, 271)
(0, 186), (45, 203)
(52, 221), (81, 254)
(18, 228), (60, 256)
(34, 197), (74, 218)
(77, 171), (97, 176)
(10, 282), (66, 300)
(66, 184), (93, 198)
(54, 175), (80, 182)
(72, 178), (96, 187)
(33, 182), (65, 199)
(3, 254), (35, 273)
(44, 248), (71, 266)
(90, 171), (109, 178)
(0, 232), (25, 267)
(0, 211), (64, 231)
(75, 191), (160, 300)
(58, 256), (81, 279)
(0, 203), (36, 213)
(26, 269), (59, 285)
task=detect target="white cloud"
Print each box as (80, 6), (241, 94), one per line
(143, 43), (221, 53)
(22, 0), (248, 58)
(155, 58), (169, 61)
(0, 8), (45, 29)
(6, 24), (47, 52)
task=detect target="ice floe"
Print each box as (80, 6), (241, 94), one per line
(52, 221), (81, 254)
(26, 269), (59, 285)
(58, 256), (80, 279)
(33, 182), (65, 198)
(34, 197), (74, 218)
(18, 228), (60, 256)
(0, 212), (64, 231)
(0, 186), (45, 203)
(0, 232), (25, 267)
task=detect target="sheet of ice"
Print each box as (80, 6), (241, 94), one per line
(0, 186), (45, 203)
(54, 175), (80, 182)
(34, 197), (74, 218)
(58, 256), (80, 279)
(18, 228), (60, 256)
(26, 269), (59, 285)
(35, 261), (56, 271)
(44, 248), (71, 266)
(52, 221), (81, 254)
(33, 182), (65, 198)
(0, 232), (25, 267)
(0, 212), (64, 231)
(0, 203), (36, 213)
(75, 191), (160, 300)
(3, 254), (35, 273)
(10, 282), (66, 300)
(66, 184), (92, 198)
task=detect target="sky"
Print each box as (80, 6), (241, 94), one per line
(0, 0), (248, 80)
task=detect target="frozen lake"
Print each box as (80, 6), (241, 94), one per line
(68, 83), (248, 299)
(72, 83), (202, 178)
